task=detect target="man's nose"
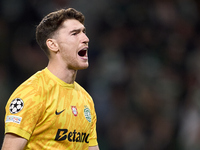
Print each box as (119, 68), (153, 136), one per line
(82, 33), (89, 44)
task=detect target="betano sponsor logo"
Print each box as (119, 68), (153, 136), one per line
(55, 129), (89, 143)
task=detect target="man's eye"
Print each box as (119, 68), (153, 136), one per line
(72, 32), (77, 35)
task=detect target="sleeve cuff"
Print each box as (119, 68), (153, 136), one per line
(5, 126), (31, 140)
(89, 138), (98, 147)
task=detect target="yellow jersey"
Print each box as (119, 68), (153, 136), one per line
(5, 68), (98, 149)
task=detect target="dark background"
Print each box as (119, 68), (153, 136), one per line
(1, 0), (200, 149)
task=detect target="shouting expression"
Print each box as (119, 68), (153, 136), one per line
(51, 19), (89, 70)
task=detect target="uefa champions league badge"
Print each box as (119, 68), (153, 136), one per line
(71, 106), (78, 116)
(9, 98), (24, 114)
(84, 105), (91, 123)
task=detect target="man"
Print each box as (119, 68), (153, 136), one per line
(1, 8), (99, 150)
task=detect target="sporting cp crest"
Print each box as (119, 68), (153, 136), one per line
(84, 106), (91, 123)
(71, 106), (78, 116)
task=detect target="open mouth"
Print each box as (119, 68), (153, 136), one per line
(78, 48), (87, 57)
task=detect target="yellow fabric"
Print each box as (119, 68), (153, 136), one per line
(5, 68), (98, 149)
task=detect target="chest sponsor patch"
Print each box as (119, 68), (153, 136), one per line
(5, 115), (22, 124)
(84, 106), (91, 123)
(9, 98), (24, 114)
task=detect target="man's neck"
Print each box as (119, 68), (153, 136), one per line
(47, 61), (77, 84)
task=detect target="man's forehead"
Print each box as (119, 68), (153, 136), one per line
(62, 19), (85, 30)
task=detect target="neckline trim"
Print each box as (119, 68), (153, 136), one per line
(44, 68), (75, 88)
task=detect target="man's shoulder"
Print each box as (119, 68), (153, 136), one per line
(74, 82), (87, 93)
(15, 69), (47, 91)
(22, 69), (45, 84)
(8, 69), (47, 104)
(74, 82), (93, 101)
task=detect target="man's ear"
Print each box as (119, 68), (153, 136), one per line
(46, 39), (59, 52)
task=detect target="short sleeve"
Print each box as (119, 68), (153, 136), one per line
(5, 82), (45, 140)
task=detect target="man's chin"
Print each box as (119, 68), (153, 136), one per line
(73, 63), (89, 70)
(79, 65), (89, 70)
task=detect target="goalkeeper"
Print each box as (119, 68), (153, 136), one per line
(1, 8), (99, 150)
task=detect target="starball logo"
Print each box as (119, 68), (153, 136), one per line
(55, 129), (89, 143)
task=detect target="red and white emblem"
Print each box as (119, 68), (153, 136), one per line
(71, 106), (78, 116)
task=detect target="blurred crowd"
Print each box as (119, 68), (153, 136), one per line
(1, 0), (200, 150)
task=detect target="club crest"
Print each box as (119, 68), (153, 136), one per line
(71, 106), (78, 116)
(84, 105), (91, 123)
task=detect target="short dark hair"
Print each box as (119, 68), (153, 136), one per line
(36, 8), (85, 56)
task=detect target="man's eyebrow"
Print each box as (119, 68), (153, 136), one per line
(69, 27), (86, 34)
